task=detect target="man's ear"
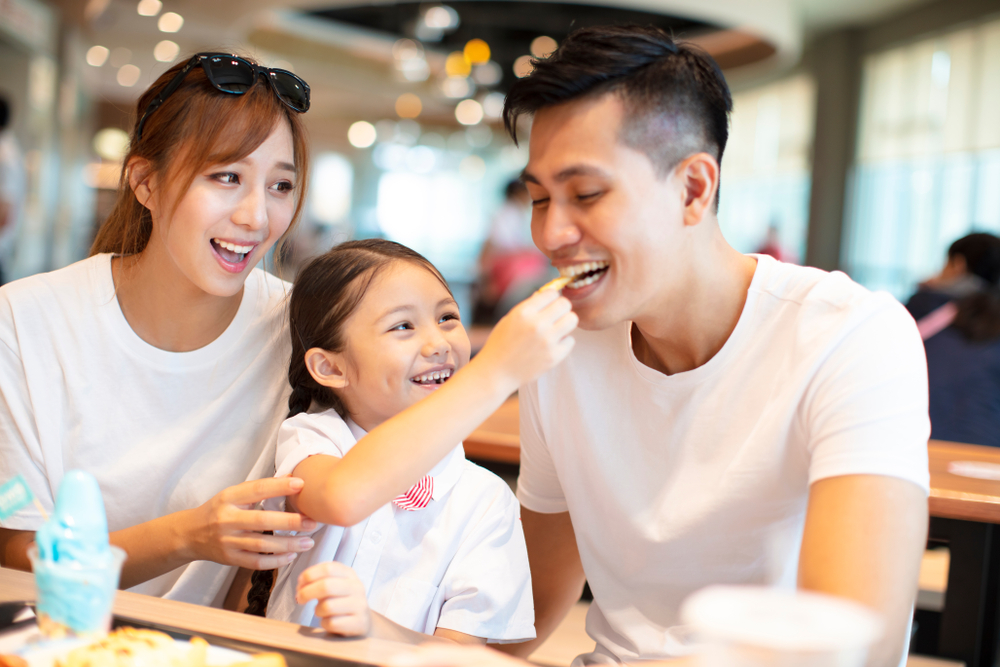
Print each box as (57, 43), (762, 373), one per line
(305, 347), (350, 390)
(677, 152), (719, 228)
(127, 157), (157, 211)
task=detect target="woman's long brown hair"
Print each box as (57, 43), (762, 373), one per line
(91, 54), (310, 267)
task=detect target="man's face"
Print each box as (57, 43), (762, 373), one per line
(523, 94), (689, 331)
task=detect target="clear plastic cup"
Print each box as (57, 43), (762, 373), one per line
(680, 586), (884, 667)
(27, 544), (127, 640)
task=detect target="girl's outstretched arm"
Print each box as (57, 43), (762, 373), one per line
(294, 288), (576, 527)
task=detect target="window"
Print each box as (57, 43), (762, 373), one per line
(844, 17), (1000, 297)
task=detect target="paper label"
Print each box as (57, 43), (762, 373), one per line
(0, 474), (35, 520)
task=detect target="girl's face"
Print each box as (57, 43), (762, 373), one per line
(147, 119), (296, 297)
(338, 261), (471, 431)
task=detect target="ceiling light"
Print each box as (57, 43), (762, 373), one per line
(423, 5), (459, 30)
(93, 128), (129, 161)
(531, 36), (558, 59)
(158, 12), (183, 33)
(86, 46), (109, 67)
(513, 55), (534, 78)
(153, 40), (179, 63)
(348, 121), (377, 149)
(396, 93), (422, 119)
(455, 99), (483, 125)
(464, 39), (490, 65)
(445, 52), (471, 78)
(472, 61), (502, 86)
(482, 92), (505, 119)
(117, 64), (141, 87)
(137, 0), (161, 16)
(441, 76), (471, 99)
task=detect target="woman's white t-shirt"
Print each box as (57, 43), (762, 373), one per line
(0, 253), (291, 606)
(518, 255), (931, 664)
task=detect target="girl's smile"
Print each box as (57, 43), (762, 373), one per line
(336, 261), (471, 431)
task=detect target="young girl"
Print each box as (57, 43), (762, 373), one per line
(0, 52), (318, 605)
(255, 239), (577, 644)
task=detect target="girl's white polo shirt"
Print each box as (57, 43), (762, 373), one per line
(265, 410), (535, 643)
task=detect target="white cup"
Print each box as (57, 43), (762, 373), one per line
(680, 586), (884, 667)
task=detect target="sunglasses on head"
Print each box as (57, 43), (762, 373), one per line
(135, 52), (311, 140)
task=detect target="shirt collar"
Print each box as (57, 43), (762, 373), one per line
(346, 418), (466, 501)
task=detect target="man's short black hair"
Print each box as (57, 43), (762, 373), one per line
(949, 233), (1000, 285)
(503, 25), (733, 182)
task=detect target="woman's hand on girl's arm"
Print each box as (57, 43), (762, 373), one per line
(297, 562), (485, 645)
(111, 476), (317, 589)
(316, 289), (577, 527)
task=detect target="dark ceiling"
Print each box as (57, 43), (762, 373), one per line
(311, 2), (716, 91)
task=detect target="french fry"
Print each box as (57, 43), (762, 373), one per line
(538, 276), (572, 292)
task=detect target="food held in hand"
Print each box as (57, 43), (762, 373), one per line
(538, 276), (572, 292)
(29, 470), (126, 639)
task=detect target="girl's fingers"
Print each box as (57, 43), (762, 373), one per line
(514, 286), (560, 316)
(320, 613), (368, 637)
(299, 560), (357, 584)
(554, 310), (579, 338)
(314, 595), (367, 619)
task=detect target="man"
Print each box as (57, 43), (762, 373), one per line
(395, 25), (929, 667)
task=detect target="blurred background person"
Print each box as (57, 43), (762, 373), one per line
(473, 179), (549, 324)
(0, 93), (24, 286)
(754, 223), (799, 264)
(906, 233), (1000, 448)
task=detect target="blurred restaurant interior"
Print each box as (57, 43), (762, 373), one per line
(0, 0), (998, 316)
(3, 1), (1000, 667)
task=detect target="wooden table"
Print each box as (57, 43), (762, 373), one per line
(464, 396), (521, 464)
(0, 567), (413, 667)
(925, 440), (1000, 667)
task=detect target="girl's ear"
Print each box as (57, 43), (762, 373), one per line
(128, 157), (156, 211)
(305, 347), (349, 389)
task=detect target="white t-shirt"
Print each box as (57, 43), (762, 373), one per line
(0, 253), (291, 606)
(265, 410), (535, 643)
(517, 255), (930, 664)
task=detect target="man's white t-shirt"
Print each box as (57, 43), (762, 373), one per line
(265, 410), (535, 643)
(517, 255), (931, 664)
(0, 253), (291, 606)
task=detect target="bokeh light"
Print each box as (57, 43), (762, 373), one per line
(531, 36), (558, 58)
(117, 64), (141, 87)
(395, 93), (423, 119)
(137, 0), (161, 16)
(348, 121), (377, 148)
(455, 99), (484, 125)
(158, 12), (183, 33)
(513, 55), (535, 78)
(153, 40), (179, 63)
(464, 39), (491, 64)
(446, 52), (472, 78)
(86, 46), (109, 67)
(93, 128), (130, 161)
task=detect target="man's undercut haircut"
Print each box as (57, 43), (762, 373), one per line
(503, 25), (733, 181)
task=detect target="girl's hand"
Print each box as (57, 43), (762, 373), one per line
(473, 288), (578, 393)
(297, 562), (372, 636)
(182, 477), (317, 569)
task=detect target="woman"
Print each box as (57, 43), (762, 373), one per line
(907, 232), (1000, 447)
(0, 53), (318, 606)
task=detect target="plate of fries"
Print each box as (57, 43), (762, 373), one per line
(10, 628), (285, 667)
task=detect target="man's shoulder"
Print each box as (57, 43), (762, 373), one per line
(756, 258), (907, 333)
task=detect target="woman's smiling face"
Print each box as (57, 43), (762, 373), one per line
(145, 118), (297, 298)
(337, 261), (471, 431)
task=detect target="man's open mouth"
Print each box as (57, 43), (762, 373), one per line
(411, 369), (453, 385)
(211, 238), (255, 264)
(559, 261), (610, 289)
